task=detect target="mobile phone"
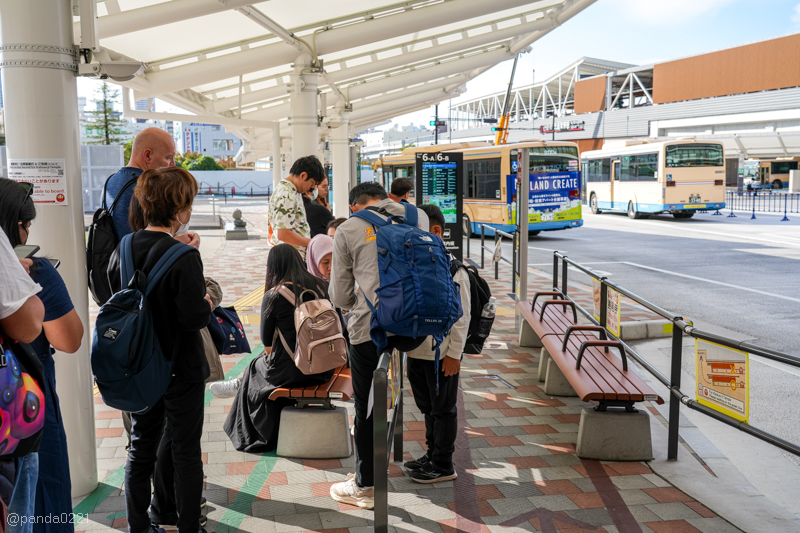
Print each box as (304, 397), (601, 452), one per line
(48, 258), (60, 269)
(13, 244), (39, 259)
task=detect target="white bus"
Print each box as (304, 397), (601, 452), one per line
(582, 139), (726, 219)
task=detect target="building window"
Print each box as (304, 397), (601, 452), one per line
(465, 158), (501, 199)
(213, 139), (234, 151)
(621, 153), (658, 181)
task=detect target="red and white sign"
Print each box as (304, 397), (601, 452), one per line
(8, 159), (68, 205)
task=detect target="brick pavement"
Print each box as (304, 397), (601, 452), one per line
(74, 204), (739, 533)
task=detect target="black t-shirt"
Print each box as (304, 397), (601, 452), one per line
(108, 231), (210, 383)
(303, 196), (334, 238)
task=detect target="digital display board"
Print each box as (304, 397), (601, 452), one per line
(415, 152), (463, 260)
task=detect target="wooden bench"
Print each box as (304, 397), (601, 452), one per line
(270, 365), (354, 459)
(517, 292), (664, 461)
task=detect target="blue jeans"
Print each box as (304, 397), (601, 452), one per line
(8, 452), (39, 533)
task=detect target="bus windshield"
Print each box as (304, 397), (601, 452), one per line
(512, 146), (579, 173)
(665, 144), (723, 167)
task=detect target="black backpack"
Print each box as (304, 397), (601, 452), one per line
(87, 175), (137, 306)
(450, 259), (493, 355)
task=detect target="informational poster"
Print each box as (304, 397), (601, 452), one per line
(506, 171), (582, 225)
(695, 340), (749, 422)
(415, 152), (463, 260)
(8, 159), (68, 205)
(592, 278), (602, 320)
(605, 287), (621, 337)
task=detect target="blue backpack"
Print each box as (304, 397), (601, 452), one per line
(353, 203), (462, 388)
(91, 234), (193, 413)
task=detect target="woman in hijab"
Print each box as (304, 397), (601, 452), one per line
(306, 234), (334, 281)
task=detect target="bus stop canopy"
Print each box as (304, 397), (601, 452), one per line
(84, 0), (597, 162)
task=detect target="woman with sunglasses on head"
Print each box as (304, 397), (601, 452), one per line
(0, 179), (83, 533)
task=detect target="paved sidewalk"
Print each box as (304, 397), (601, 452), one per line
(74, 202), (741, 533)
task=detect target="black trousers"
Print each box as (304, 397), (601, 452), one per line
(406, 357), (459, 468)
(125, 377), (205, 533)
(348, 341), (380, 488)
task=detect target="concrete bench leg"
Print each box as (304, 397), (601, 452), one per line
(537, 346), (551, 382)
(576, 407), (653, 461)
(543, 359), (578, 397)
(276, 405), (352, 459)
(519, 319), (543, 348)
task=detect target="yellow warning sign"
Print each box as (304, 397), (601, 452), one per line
(695, 339), (749, 423)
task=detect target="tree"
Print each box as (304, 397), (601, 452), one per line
(123, 139), (133, 164)
(82, 82), (128, 145)
(176, 151), (202, 169)
(187, 156), (225, 171)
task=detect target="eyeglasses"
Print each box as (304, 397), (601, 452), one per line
(17, 182), (34, 226)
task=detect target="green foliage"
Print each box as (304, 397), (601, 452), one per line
(175, 151), (202, 169)
(183, 155), (224, 171)
(123, 139), (133, 164)
(82, 82), (128, 145)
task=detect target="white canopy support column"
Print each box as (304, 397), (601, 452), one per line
(330, 105), (352, 218)
(272, 122), (283, 192)
(0, 0), (97, 497)
(290, 53), (319, 163)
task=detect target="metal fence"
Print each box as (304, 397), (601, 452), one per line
(550, 251), (800, 460)
(726, 191), (800, 216)
(372, 350), (405, 533)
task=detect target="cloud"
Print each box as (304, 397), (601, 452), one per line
(793, 2), (800, 27)
(605, 0), (739, 25)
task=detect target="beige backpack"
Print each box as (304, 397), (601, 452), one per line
(275, 285), (348, 375)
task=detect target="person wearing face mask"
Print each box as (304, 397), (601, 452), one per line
(302, 178), (335, 238)
(107, 167), (212, 533)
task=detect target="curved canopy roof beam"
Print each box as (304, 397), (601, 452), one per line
(141, 0), (535, 97)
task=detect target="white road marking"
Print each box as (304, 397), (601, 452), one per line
(622, 262), (800, 304)
(635, 220), (800, 248)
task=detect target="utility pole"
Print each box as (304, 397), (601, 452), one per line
(434, 104), (439, 145)
(551, 111), (556, 141)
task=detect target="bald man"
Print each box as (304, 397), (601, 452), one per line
(105, 127), (177, 238)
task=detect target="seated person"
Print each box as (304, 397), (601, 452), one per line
(307, 234), (333, 282)
(215, 244), (335, 452)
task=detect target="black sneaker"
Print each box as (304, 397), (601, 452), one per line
(403, 454), (432, 472)
(408, 462), (457, 484)
(201, 496), (207, 509)
(157, 515), (207, 531)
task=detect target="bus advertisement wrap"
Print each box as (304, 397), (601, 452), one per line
(506, 171), (582, 224)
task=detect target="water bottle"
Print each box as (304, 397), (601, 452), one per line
(476, 297), (496, 340)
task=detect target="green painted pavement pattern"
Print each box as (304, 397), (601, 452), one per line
(72, 343), (265, 521)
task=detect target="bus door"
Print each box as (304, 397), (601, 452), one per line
(758, 165), (770, 186)
(611, 160), (620, 208)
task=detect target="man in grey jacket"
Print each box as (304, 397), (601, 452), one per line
(328, 182), (428, 509)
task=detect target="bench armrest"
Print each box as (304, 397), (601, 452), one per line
(562, 325), (607, 352)
(576, 340), (627, 371)
(531, 291), (562, 312)
(539, 299), (577, 323)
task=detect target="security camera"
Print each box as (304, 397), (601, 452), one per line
(78, 61), (146, 82)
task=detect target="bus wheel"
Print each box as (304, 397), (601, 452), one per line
(530, 231), (541, 237)
(772, 180), (783, 189)
(463, 215), (472, 236)
(590, 194), (602, 214)
(627, 201), (647, 219)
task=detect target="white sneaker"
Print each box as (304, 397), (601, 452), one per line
(209, 378), (240, 398)
(330, 473), (374, 509)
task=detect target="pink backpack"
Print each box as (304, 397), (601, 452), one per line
(275, 285), (348, 375)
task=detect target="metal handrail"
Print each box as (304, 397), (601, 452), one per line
(479, 224), (518, 292)
(550, 251), (800, 459)
(372, 350), (405, 533)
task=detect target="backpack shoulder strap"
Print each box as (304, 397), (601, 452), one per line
(402, 201), (419, 228)
(351, 208), (389, 228)
(143, 243), (195, 295)
(276, 285), (297, 306)
(449, 258), (465, 278)
(119, 234), (136, 287)
(107, 174), (139, 214)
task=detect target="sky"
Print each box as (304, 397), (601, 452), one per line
(78, 0), (800, 132)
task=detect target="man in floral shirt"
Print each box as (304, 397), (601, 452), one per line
(268, 155), (326, 259)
